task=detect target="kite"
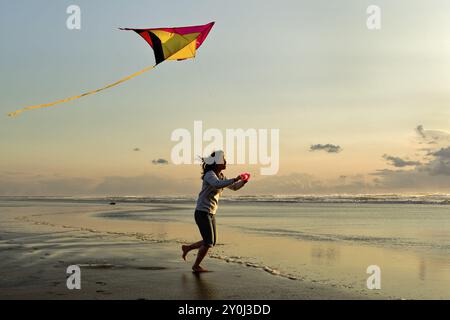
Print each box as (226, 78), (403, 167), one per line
(8, 21), (215, 117)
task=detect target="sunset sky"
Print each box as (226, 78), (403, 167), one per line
(1, 0), (449, 195)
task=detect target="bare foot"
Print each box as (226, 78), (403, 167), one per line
(192, 265), (209, 273)
(182, 245), (189, 261)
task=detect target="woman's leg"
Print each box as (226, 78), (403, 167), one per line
(192, 245), (210, 272)
(192, 214), (216, 272)
(181, 240), (203, 260)
(187, 210), (215, 271)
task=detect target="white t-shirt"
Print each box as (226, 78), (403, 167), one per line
(195, 170), (246, 214)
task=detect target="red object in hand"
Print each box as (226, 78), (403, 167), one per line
(240, 172), (251, 182)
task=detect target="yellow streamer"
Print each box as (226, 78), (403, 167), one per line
(8, 65), (156, 117)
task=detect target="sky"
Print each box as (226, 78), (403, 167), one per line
(1, 0), (450, 196)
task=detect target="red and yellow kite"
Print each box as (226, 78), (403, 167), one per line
(8, 22), (215, 117)
(121, 21), (214, 64)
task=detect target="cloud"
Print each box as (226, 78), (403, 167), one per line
(416, 125), (426, 139)
(1, 171), (26, 175)
(424, 146), (450, 176)
(416, 125), (450, 144)
(310, 144), (342, 153)
(151, 158), (169, 165)
(0, 173), (198, 196)
(248, 173), (322, 194)
(365, 127), (450, 190)
(2, 126), (449, 196)
(371, 168), (450, 190)
(373, 140), (450, 188)
(431, 146), (450, 159)
(0, 176), (97, 196)
(426, 160), (450, 176)
(93, 174), (193, 195)
(382, 154), (421, 167)
(241, 173), (371, 195)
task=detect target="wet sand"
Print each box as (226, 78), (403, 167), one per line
(0, 200), (381, 300)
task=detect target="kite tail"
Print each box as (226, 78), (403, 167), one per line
(7, 64), (156, 117)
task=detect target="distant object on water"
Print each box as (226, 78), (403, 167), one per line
(109, 202), (116, 205)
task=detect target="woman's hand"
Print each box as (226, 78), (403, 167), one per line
(234, 175), (242, 182)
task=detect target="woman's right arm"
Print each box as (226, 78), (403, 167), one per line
(204, 171), (240, 189)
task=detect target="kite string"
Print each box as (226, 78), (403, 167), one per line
(7, 64), (156, 117)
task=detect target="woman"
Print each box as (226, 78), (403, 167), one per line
(181, 150), (248, 272)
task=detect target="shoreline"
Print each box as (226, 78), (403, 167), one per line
(0, 200), (382, 300)
(0, 227), (374, 300)
(1, 194), (450, 205)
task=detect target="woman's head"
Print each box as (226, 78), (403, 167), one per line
(201, 150), (227, 179)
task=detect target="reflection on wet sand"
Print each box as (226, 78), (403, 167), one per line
(311, 245), (340, 265)
(419, 257), (426, 281)
(181, 273), (217, 300)
(4, 200), (449, 299)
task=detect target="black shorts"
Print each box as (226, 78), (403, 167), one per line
(194, 210), (217, 247)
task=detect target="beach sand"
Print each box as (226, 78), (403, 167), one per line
(0, 200), (381, 300)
